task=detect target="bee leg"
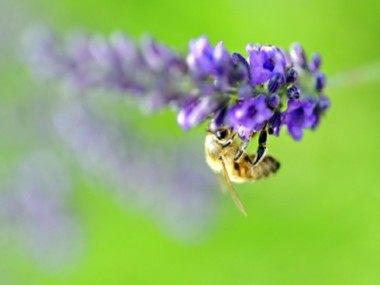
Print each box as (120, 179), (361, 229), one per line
(221, 131), (237, 148)
(234, 131), (254, 162)
(252, 129), (267, 166)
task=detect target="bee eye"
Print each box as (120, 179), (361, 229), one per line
(216, 130), (228, 140)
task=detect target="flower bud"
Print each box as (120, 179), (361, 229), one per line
(317, 95), (330, 112)
(314, 72), (326, 92)
(309, 52), (321, 73)
(267, 73), (284, 93)
(286, 68), (298, 84)
(286, 86), (301, 100)
(232, 52), (250, 83)
(290, 43), (307, 69)
(267, 94), (280, 109)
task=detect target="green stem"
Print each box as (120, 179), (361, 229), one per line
(327, 60), (380, 90)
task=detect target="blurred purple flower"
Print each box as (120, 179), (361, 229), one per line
(0, 152), (82, 270)
(186, 36), (214, 78)
(54, 104), (216, 242)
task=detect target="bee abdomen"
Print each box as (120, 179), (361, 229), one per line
(231, 155), (280, 182)
(252, 155), (280, 180)
(243, 155), (280, 181)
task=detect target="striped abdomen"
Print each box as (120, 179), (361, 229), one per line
(229, 155), (280, 183)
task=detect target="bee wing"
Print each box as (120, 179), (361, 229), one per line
(219, 156), (247, 217)
(215, 172), (228, 194)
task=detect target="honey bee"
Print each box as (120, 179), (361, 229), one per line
(205, 125), (280, 216)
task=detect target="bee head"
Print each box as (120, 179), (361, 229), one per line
(207, 122), (231, 142)
(214, 129), (229, 140)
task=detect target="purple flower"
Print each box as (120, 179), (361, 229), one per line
(237, 125), (252, 141)
(186, 36), (214, 78)
(208, 106), (228, 132)
(236, 119), (266, 140)
(177, 105), (194, 131)
(177, 96), (226, 130)
(212, 42), (235, 89)
(246, 44), (286, 85)
(213, 41), (232, 75)
(311, 95), (331, 129)
(283, 99), (317, 140)
(228, 94), (273, 131)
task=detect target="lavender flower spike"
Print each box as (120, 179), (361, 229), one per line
(24, 26), (330, 142)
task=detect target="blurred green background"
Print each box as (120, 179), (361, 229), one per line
(1, 0), (380, 284)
